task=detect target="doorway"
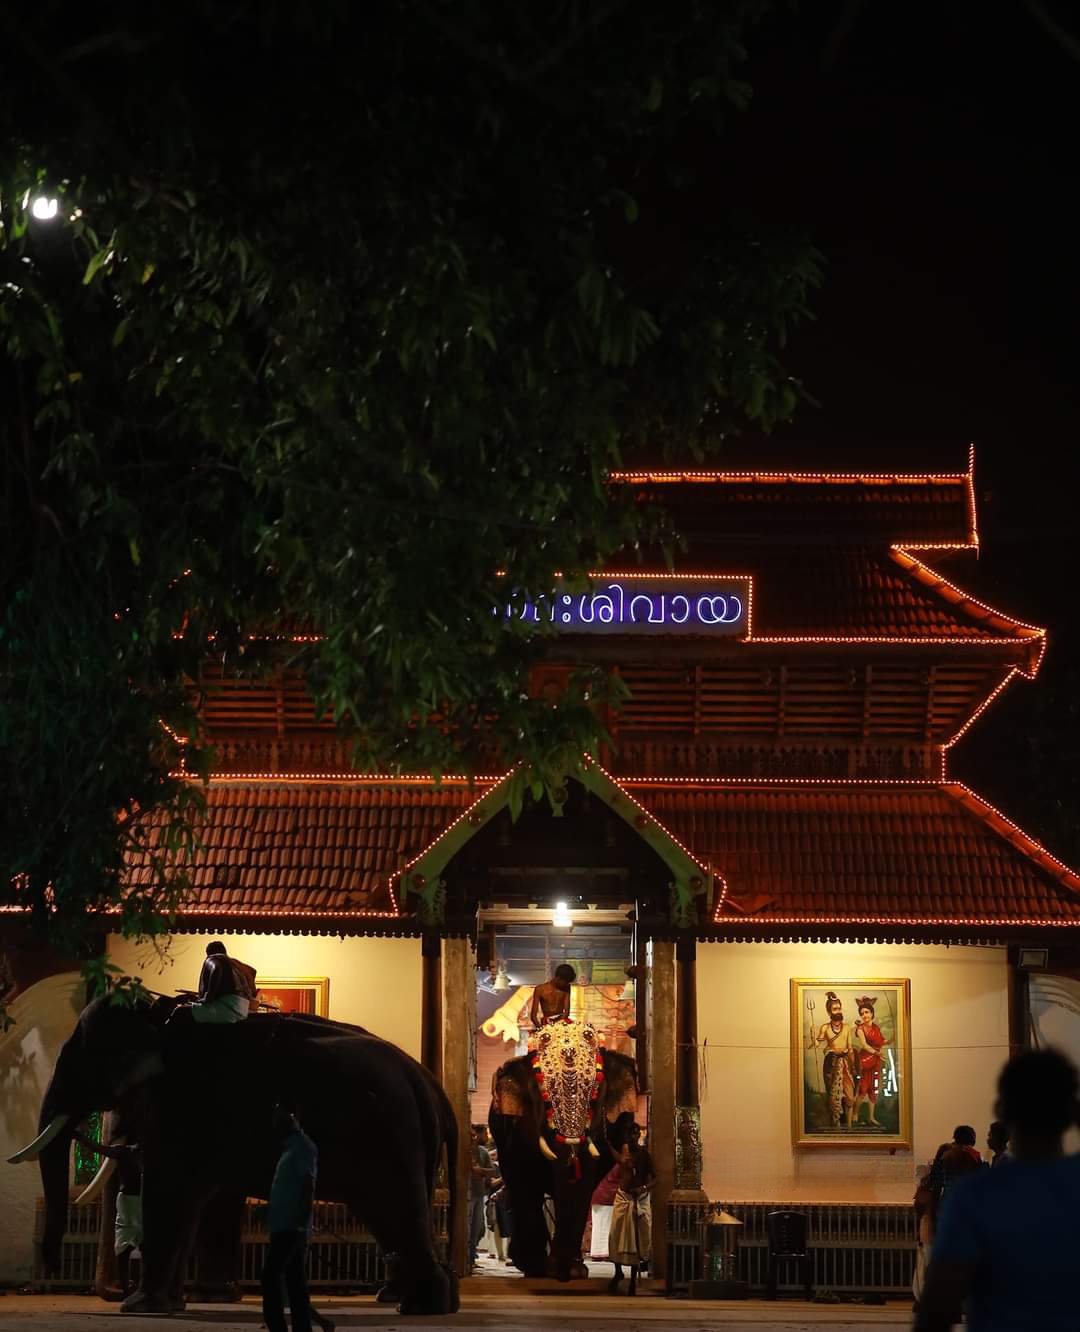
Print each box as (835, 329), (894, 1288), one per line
(473, 906), (636, 1123)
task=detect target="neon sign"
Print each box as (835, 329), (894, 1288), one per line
(503, 580), (747, 636)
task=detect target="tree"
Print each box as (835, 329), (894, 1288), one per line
(0, 1), (820, 962)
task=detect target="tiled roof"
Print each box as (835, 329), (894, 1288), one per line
(745, 547), (1029, 641)
(132, 774), (1080, 935)
(124, 782), (478, 919)
(634, 783), (1080, 927)
(627, 475), (975, 547)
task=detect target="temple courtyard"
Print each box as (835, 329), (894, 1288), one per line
(0, 1293), (927, 1332)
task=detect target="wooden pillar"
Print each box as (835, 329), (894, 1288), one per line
(1007, 945), (1031, 1055)
(442, 935), (472, 1277)
(674, 934), (705, 1198)
(421, 932), (443, 1080)
(633, 910), (648, 1092)
(675, 935), (698, 1107)
(649, 938), (676, 1285)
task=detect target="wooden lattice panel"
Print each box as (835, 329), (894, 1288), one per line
(196, 664), (333, 737)
(614, 658), (1007, 745)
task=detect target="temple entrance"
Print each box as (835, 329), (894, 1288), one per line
(470, 907), (638, 1278)
(430, 778), (673, 1283)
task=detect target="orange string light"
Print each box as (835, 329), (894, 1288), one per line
(608, 470), (970, 485)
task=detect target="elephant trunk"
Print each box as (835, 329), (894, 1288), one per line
(35, 1041), (87, 1273)
(38, 1114), (77, 1273)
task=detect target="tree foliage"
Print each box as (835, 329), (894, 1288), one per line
(0, 1), (820, 953)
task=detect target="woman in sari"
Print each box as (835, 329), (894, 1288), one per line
(853, 996), (889, 1127)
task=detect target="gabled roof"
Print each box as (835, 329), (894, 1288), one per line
(626, 780), (1080, 932)
(728, 547), (1042, 657)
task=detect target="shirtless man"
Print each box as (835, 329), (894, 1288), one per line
(814, 991), (856, 1128)
(529, 964), (576, 1028)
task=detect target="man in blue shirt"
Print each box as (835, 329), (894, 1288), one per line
(261, 1104), (319, 1332)
(916, 1049), (1080, 1331)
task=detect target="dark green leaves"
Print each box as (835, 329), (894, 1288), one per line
(0, 0), (819, 952)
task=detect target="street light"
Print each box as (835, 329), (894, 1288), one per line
(30, 197), (59, 220)
(552, 900), (572, 928)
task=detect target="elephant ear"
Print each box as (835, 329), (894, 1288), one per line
(602, 1052), (639, 1122)
(495, 1060), (532, 1113)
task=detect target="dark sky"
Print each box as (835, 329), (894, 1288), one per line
(725, 2), (1080, 842)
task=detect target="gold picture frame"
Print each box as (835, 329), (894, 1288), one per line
(254, 976), (330, 1018)
(791, 978), (912, 1148)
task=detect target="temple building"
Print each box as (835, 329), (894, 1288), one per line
(5, 451), (1080, 1290)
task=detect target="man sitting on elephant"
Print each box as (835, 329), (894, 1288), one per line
(529, 964), (575, 1029)
(172, 942), (257, 1025)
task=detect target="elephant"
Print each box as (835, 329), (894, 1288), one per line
(7, 994), (459, 1315)
(488, 1019), (638, 1281)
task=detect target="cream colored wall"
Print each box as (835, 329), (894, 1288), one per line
(107, 932), (422, 1059)
(0, 973), (84, 1282)
(697, 941), (1009, 1203)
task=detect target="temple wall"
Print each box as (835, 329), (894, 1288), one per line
(107, 932), (423, 1059)
(0, 972), (84, 1283)
(697, 941), (1009, 1203)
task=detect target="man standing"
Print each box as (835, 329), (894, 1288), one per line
(191, 942), (257, 1024)
(529, 964), (576, 1029)
(261, 1104), (319, 1332)
(814, 992), (856, 1128)
(927, 1126), (982, 1228)
(986, 1119), (1011, 1167)
(608, 1123), (656, 1296)
(468, 1125), (496, 1270)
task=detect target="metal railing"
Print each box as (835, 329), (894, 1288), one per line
(667, 1199), (916, 1296)
(32, 1199), (448, 1293)
(33, 1194), (911, 1297)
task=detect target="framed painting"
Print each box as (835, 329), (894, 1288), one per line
(790, 979), (911, 1148)
(255, 976), (330, 1018)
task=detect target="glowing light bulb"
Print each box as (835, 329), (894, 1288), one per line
(552, 901), (572, 928)
(31, 197), (58, 220)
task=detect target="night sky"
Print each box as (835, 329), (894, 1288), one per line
(723, 3), (1080, 840)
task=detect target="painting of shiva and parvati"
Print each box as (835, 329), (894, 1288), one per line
(790, 979), (912, 1148)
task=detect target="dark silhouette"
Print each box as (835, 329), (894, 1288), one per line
(986, 1120), (1011, 1167)
(261, 1104), (321, 1332)
(926, 1125), (982, 1228)
(915, 1049), (1080, 1331)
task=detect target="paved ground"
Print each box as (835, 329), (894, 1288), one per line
(0, 1292), (928, 1332)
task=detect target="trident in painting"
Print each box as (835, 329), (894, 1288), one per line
(805, 996), (824, 1092)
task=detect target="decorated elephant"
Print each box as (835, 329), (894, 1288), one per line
(7, 994), (459, 1315)
(489, 1019), (638, 1280)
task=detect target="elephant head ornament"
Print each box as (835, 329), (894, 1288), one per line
(490, 1019), (638, 1279)
(531, 1019), (604, 1160)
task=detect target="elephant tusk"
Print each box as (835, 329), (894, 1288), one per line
(7, 1114), (72, 1164)
(538, 1136), (558, 1161)
(587, 1138), (600, 1157)
(75, 1155), (116, 1205)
